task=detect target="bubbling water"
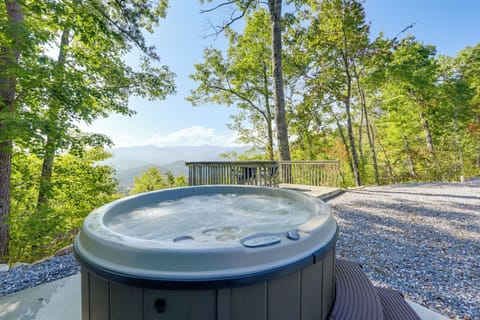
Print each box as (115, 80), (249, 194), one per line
(106, 193), (316, 243)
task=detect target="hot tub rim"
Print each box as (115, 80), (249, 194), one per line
(74, 226), (338, 290)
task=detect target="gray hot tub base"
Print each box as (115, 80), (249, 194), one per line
(80, 247), (335, 320)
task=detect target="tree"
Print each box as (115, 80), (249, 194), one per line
(268, 0), (290, 160)
(1, 0), (176, 261)
(0, 0), (24, 261)
(200, 0), (291, 160)
(456, 44), (480, 169)
(379, 37), (440, 179)
(435, 45), (480, 177)
(35, 0), (176, 211)
(130, 167), (187, 195)
(9, 148), (119, 262)
(297, 0), (370, 186)
(189, 10), (275, 159)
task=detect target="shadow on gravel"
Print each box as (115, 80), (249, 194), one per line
(348, 189), (480, 201)
(327, 187), (480, 319)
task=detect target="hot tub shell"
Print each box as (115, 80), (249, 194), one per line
(74, 186), (338, 320)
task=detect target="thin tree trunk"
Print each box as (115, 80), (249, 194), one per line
(419, 111), (435, 156)
(266, 115), (274, 160)
(402, 135), (416, 177)
(362, 100), (379, 184)
(477, 116), (480, 169)
(332, 111), (355, 179)
(376, 130), (396, 183)
(477, 139), (480, 169)
(341, 22), (361, 186)
(344, 95), (361, 186)
(357, 101), (364, 158)
(419, 111), (439, 178)
(37, 134), (56, 208)
(453, 104), (464, 173)
(0, 0), (23, 261)
(360, 89), (379, 184)
(36, 27), (71, 209)
(268, 0), (290, 161)
(352, 63), (379, 184)
(342, 64), (361, 186)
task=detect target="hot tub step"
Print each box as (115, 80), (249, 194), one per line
(328, 259), (384, 320)
(375, 287), (421, 320)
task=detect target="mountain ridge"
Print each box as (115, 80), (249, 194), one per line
(104, 145), (250, 190)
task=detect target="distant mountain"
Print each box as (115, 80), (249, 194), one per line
(114, 161), (188, 193)
(104, 145), (250, 190)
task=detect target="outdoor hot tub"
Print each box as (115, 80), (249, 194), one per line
(74, 185), (338, 320)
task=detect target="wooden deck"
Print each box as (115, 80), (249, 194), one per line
(186, 161), (341, 188)
(279, 184), (343, 200)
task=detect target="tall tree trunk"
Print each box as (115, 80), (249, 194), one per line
(359, 89), (379, 184)
(344, 95), (361, 186)
(0, 0), (23, 261)
(268, 0), (290, 161)
(36, 27), (70, 209)
(262, 63), (274, 160)
(341, 24), (361, 186)
(352, 63), (379, 185)
(342, 64), (361, 186)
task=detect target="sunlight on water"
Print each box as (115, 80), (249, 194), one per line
(106, 193), (315, 242)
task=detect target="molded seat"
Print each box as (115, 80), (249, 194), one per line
(329, 260), (421, 320)
(375, 287), (421, 320)
(329, 259), (384, 320)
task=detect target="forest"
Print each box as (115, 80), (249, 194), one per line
(1, 0), (479, 264)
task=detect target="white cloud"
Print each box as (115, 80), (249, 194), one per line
(145, 126), (243, 147)
(112, 135), (139, 148)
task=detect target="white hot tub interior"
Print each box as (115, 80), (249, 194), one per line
(105, 193), (316, 243)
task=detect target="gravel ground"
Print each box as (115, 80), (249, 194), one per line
(327, 182), (480, 319)
(0, 253), (80, 297)
(1, 182), (478, 319)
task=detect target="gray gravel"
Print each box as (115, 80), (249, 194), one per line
(327, 182), (480, 319)
(1, 182), (478, 319)
(0, 253), (80, 297)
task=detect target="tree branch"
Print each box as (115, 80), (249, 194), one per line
(200, 1), (236, 13)
(200, 0), (257, 37)
(208, 83), (267, 120)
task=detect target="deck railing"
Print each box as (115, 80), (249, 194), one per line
(277, 161), (340, 187)
(186, 161), (279, 187)
(186, 160), (340, 187)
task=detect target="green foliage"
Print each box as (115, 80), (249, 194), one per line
(1, 0), (176, 262)
(189, 9), (276, 159)
(285, 0), (480, 185)
(196, 0), (479, 186)
(130, 167), (188, 195)
(9, 148), (120, 263)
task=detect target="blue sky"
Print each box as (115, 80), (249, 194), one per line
(78, 0), (480, 148)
